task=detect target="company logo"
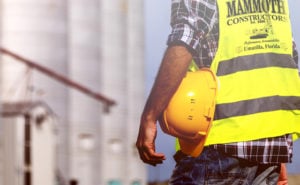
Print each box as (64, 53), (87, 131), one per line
(227, 0), (286, 17)
(225, 0), (288, 26)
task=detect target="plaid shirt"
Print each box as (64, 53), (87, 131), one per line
(167, 0), (297, 163)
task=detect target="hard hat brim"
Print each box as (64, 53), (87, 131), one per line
(179, 135), (207, 157)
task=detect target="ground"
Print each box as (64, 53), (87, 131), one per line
(288, 174), (300, 185)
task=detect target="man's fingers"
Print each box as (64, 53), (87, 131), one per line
(137, 145), (165, 166)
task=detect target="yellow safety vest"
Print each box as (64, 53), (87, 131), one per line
(205, 0), (300, 145)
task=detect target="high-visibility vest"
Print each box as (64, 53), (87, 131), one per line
(205, 0), (300, 145)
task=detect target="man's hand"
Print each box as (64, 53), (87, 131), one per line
(136, 118), (166, 166)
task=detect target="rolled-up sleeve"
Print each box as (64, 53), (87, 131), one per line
(167, 0), (217, 53)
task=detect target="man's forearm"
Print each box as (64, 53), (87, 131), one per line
(141, 45), (193, 123)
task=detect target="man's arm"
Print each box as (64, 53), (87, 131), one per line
(136, 45), (192, 166)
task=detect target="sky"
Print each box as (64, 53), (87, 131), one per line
(144, 0), (300, 182)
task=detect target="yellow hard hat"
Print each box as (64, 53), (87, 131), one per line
(159, 67), (218, 157)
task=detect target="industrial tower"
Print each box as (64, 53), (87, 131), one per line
(0, 0), (146, 184)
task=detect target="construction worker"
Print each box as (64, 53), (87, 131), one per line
(136, 0), (300, 184)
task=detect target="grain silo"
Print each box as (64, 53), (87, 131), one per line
(0, 0), (146, 184)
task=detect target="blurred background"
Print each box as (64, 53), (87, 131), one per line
(0, 0), (145, 185)
(0, 1), (299, 185)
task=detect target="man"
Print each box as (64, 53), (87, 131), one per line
(136, 0), (300, 184)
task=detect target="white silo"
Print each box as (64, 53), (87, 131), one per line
(98, 0), (130, 184)
(67, 0), (103, 184)
(0, 0), (70, 181)
(98, 0), (146, 184)
(124, 0), (147, 184)
(0, 0), (147, 184)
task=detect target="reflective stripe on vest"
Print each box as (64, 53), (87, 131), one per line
(206, 0), (300, 145)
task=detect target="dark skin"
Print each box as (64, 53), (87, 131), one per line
(136, 45), (193, 166)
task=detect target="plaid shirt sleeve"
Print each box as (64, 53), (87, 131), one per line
(167, 0), (217, 51)
(167, 0), (219, 67)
